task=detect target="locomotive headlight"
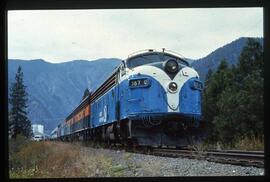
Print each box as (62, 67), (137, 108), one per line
(164, 59), (179, 74)
(168, 82), (178, 93)
(129, 78), (151, 88)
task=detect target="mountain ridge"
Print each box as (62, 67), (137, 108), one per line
(191, 37), (263, 80)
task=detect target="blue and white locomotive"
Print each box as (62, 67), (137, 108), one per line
(54, 49), (204, 147)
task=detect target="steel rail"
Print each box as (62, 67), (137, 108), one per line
(151, 148), (264, 168)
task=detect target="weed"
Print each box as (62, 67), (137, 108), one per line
(201, 134), (264, 151)
(123, 153), (132, 160)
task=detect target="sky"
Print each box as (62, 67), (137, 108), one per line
(8, 8), (263, 63)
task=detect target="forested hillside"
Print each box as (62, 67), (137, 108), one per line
(202, 38), (264, 149)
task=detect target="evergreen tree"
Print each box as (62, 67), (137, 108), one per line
(202, 60), (234, 142)
(202, 59), (233, 122)
(204, 69), (213, 87)
(9, 66), (33, 138)
(237, 38), (263, 77)
(81, 88), (90, 101)
(202, 69), (212, 121)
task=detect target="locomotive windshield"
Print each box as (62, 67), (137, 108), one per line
(126, 52), (189, 69)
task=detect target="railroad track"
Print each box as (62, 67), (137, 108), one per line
(151, 148), (264, 168)
(80, 141), (264, 168)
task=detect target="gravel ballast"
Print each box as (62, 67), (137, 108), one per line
(81, 146), (264, 177)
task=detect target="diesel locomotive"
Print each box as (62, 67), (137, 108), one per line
(51, 49), (204, 147)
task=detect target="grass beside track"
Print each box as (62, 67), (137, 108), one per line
(8, 135), (264, 178)
(195, 135), (264, 151)
(9, 136), (159, 178)
(9, 136), (119, 178)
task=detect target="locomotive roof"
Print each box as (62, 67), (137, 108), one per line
(126, 49), (190, 66)
(127, 49), (186, 60)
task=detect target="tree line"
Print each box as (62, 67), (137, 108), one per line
(202, 38), (264, 146)
(9, 66), (33, 139)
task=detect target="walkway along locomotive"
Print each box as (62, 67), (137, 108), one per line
(51, 49), (204, 147)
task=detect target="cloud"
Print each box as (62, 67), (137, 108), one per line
(8, 8), (263, 62)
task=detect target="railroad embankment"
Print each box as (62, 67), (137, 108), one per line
(9, 135), (264, 178)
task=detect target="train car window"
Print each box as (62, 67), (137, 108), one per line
(163, 54), (190, 67)
(121, 65), (126, 76)
(127, 53), (189, 68)
(127, 53), (161, 68)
